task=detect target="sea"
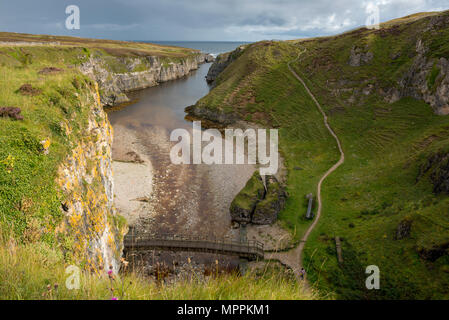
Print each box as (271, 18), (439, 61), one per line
(142, 41), (251, 57)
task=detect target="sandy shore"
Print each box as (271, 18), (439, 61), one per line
(111, 120), (257, 269)
(112, 125), (154, 226)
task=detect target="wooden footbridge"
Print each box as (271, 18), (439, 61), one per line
(124, 234), (264, 261)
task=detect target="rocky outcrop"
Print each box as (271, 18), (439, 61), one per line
(185, 104), (238, 125)
(348, 46), (373, 67)
(80, 53), (212, 107)
(206, 46), (245, 83)
(252, 176), (287, 225)
(417, 242), (449, 262)
(395, 217), (413, 240)
(0, 106), (23, 120)
(204, 54), (215, 63)
(18, 83), (41, 96)
(56, 83), (126, 273)
(385, 38), (449, 115)
(418, 150), (449, 194)
(230, 171), (265, 223)
(230, 172), (287, 225)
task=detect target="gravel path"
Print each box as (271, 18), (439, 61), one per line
(267, 50), (345, 284)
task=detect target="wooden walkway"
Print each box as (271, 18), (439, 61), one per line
(124, 234), (264, 261)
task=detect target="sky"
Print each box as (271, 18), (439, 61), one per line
(0, 0), (448, 41)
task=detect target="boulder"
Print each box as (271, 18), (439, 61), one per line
(204, 54), (215, 63)
(417, 242), (449, 262)
(19, 83), (41, 96)
(230, 171), (265, 223)
(395, 217), (413, 240)
(252, 175), (287, 225)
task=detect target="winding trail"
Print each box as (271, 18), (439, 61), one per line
(266, 50), (345, 284)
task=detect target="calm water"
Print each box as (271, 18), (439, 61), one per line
(109, 41), (248, 129)
(108, 62), (211, 131)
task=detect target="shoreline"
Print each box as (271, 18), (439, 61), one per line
(112, 125), (154, 226)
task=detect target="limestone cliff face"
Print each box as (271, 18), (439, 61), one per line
(381, 14), (449, 115)
(206, 46), (245, 84)
(80, 53), (212, 106)
(386, 38), (449, 115)
(56, 83), (125, 273)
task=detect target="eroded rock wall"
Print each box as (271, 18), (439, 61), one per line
(56, 83), (125, 273)
(392, 38), (449, 115)
(206, 46), (245, 84)
(80, 53), (212, 106)
(56, 52), (212, 272)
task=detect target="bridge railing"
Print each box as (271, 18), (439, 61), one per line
(124, 234), (264, 259)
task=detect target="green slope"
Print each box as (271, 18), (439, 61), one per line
(194, 11), (449, 298)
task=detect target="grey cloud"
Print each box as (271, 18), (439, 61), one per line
(0, 0), (447, 41)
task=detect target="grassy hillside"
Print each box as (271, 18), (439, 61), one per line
(0, 46), (94, 244)
(194, 11), (449, 298)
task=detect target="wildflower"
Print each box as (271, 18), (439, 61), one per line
(111, 297), (118, 300)
(108, 265), (115, 278)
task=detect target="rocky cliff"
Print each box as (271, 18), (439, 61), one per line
(59, 50), (214, 271)
(186, 47), (246, 125)
(62, 51), (214, 270)
(230, 171), (286, 225)
(55, 83), (125, 273)
(80, 53), (213, 106)
(385, 34), (449, 115)
(205, 45), (246, 84)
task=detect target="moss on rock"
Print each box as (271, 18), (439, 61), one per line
(230, 171), (265, 223)
(252, 176), (287, 225)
